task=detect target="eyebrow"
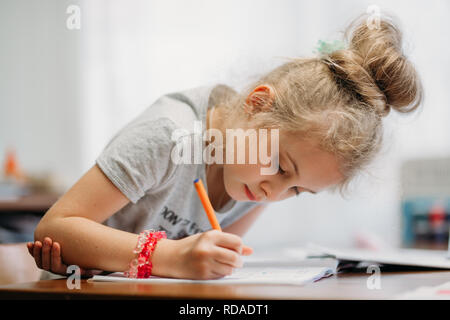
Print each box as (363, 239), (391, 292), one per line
(285, 150), (318, 194)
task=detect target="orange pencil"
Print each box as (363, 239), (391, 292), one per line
(193, 178), (222, 231)
(193, 178), (253, 256)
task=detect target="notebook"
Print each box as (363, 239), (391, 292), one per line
(90, 261), (336, 286)
(307, 244), (450, 270)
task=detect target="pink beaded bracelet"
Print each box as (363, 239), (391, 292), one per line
(124, 229), (167, 278)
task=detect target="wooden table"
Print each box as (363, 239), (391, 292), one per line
(0, 192), (60, 212)
(1, 270), (449, 300)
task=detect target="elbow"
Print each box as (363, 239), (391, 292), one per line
(34, 219), (47, 242)
(34, 215), (57, 242)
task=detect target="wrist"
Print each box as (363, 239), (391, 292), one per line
(150, 238), (176, 278)
(124, 230), (167, 278)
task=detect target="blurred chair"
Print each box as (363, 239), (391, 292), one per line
(0, 243), (42, 285)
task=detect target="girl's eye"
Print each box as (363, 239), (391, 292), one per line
(278, 164), (299, 195)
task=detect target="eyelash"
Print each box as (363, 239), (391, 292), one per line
(278, 164), (300, 196)
(278, 164), (286, 175)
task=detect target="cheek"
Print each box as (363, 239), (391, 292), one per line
(223, 164), (261, 183)
(222, 166), (242, 195)
(222, 164), (262, 198)
(222, 165), (242, 200)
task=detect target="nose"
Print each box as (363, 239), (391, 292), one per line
(260, 179), (290, 201)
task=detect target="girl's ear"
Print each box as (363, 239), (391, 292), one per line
(245, 85), (275, 114)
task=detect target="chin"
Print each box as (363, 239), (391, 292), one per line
(223, 180), (243, 202)
(224, 187), (240, 201)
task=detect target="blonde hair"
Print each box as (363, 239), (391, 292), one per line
(217, 13), (423, 191)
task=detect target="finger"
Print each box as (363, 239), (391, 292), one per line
(242, 245), (253, 256)
(210, 262), (234, 279)
(51, 242), (68, 275)
(210, 271), (226, 280)
(41, 237), (53, 270)
(33, 241), (43, 269)
(213, 247), (243, 268)
(214, 233), (243, 254)
(26, 242), (34, 256)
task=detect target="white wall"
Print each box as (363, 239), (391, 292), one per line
(0, 0), (84, 188)
(246, 0), (450, 249)
(1, 0), (449, 249)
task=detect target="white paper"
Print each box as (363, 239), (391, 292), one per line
(90, 266), (334, 286)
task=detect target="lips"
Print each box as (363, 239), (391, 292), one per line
(244, 184), (256, 201)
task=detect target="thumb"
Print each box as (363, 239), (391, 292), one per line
(242, 245), (253, 256)
(26, 242), (34, 256)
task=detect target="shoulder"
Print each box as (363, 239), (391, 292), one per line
(140, 85), (218, 131)
(208, 84), (238, 107)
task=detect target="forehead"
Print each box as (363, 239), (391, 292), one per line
(279, 132), (344, 191)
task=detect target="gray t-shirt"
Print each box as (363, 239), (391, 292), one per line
(96, 85), (258, 240)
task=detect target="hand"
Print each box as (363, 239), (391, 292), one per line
(27, 237), (103, 277)
(152, 230), (253, 280)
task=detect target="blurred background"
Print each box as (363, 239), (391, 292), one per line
(1, 0), (449, 252)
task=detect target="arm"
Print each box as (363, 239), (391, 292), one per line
(34, 164), (248, 279)
(222, 205), (266, 237)
(35, 164), (142, 272)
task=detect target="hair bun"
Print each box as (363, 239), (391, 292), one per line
(322, 13), (423, 116)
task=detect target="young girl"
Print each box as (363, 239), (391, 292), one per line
(28, 14), (422, 280)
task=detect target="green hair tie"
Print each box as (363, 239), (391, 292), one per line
(314, 39), (346, 55)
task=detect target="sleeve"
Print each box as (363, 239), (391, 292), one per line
(95, 117), (178, 204)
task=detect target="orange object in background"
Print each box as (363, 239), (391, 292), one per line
(3, 148), (25, 182)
